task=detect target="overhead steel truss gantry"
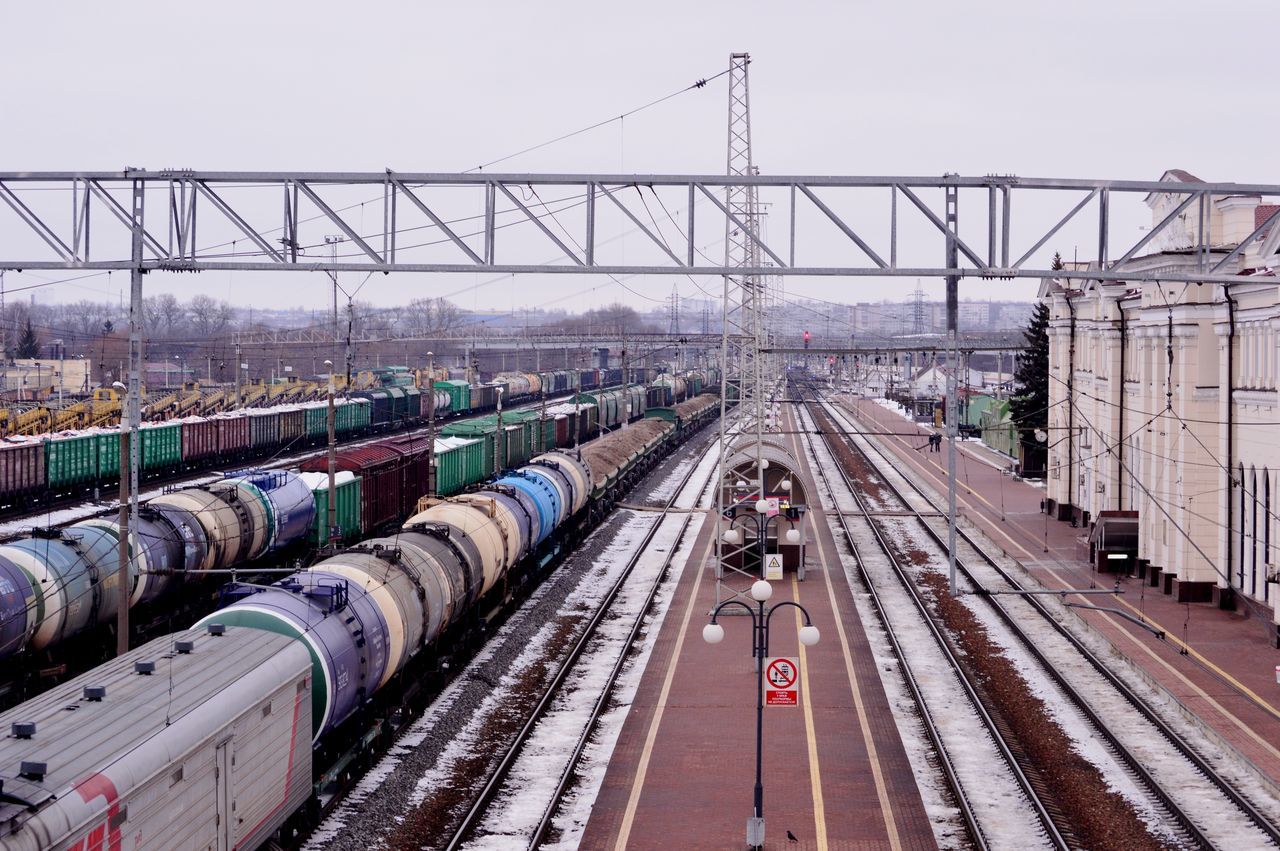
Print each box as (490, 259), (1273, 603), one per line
(3, 171), (1280, 283)
(3, 166), (1278, 665)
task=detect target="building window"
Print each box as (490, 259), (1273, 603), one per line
(1267, 470), (1273, 566)
(1252, 467), (1259, 597)
(1239, 463), (1247, 590)
(1266, 470), (1273, 603)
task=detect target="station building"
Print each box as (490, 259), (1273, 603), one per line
(1042, 169), (1280, 633)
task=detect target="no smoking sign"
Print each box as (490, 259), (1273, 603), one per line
(765, 657), (800, 706)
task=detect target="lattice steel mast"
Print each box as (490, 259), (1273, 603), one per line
(714, 53), (771, 610)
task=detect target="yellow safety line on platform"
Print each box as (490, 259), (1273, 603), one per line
(808, 510), (903, 851)
(614, 533), (714, 850)
(792, 574), (829, 851)
(840, 397), (1280, 763)
(789, 408), (902, 850)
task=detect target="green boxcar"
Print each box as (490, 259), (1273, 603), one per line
(338, 399), (371, 433)
(433, 436), (488, 495)
(96, 431), (121, 479)
(440, 421), (497, 480)
(140, 423), (182, 471)
(502, 425), (528, 468)
(435, 380), (470, 412)
(310, 475), (363, 545)
(45, 433), (98, 490)
(303, 404), (328, 439)
(503, 411), (555, 453)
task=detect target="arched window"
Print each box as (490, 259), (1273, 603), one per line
(1240, 463), (1248, 590)
(1252, 467), (1259, 596)
(1266, 470), (1273, 602)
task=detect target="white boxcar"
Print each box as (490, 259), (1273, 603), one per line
(0, 625), (311, 850)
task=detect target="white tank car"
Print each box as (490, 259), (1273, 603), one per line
(0, 626), (310, 850)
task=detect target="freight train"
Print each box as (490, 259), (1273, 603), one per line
(0, 367), (713, 516)
(0, 393), (721, 850)
(0, 380), (707, 674)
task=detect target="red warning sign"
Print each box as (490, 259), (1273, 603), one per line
(765, 657), (799, 707)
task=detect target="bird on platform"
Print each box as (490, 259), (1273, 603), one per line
(787, 830), (799, 842)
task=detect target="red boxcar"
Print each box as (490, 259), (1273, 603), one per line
(0, 440), (45, 504)
(381, 433), (432, 506)
(553, 414), (570, 448)
(214, 414), (251, 459)
(301, 442), (418, 535)
(180, 418), (219, 465)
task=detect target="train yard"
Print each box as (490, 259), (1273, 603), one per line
(0, 371), (714, 701)
(4, 378), (1280, 850)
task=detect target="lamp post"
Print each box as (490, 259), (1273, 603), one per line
(324, 360), (337, 546)
(703, 579), (820, 850)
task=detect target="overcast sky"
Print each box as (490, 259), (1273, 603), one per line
(2, 0), (1276, 318)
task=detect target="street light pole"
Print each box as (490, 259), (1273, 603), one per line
(703, 579), (820, 850)
(426, 351), (436, 497)
(324, 359), (337, 546)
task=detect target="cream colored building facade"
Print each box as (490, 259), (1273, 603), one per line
(1044, 170), (1280, 631)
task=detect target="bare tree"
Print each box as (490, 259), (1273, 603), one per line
(143, 293), (186, 337)
(189, 294), (236, 337)
(399, 297), (462, 335)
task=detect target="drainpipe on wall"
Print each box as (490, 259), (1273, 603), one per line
(1118, 307), (1126, 511)
(1066, 294), (1077, 525)
(1224, 286), (1237, 601)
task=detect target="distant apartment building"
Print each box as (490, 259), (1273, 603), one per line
(1043, 169), (1280, 634)
(849, 299), (1032, 338)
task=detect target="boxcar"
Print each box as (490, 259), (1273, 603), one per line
(140, 422), (182, 473)
(299, 470), (364, 545)
(432, 435), (486, 495)
(279, 406), (306, 447)
(180, 418), (219, 466)
(44, 432), (97, 493)
(248, 409), (281, 451)
(214, 414), (251, 459)
(0, 440), (45, 504)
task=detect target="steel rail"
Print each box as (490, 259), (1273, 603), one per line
(444, 422), (720, 851)
(797, 398), (1045, 850)
(825, 394), (1280, 848)
(526, 444), (720, 848)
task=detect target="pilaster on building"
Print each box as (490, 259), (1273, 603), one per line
(1041, 169), (1280, 639)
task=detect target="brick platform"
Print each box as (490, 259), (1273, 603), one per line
(840, 396), (1280, 789)
(579, 407), (937, 850)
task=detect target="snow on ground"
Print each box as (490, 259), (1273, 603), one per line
(872, 396), (913, 420)
(954, 586), (1184, 846)
(794, 406), (1048, 848)
(838, 515), (1050, 848)
(410, 510), (659, 811)
(461, 440), (718, 848)
(838, 396), (1280, 843)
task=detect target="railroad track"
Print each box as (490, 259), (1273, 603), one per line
(442, 429), (720, 851)
(805, 386), (1280, 849)
(797, 395), (1055, 849)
